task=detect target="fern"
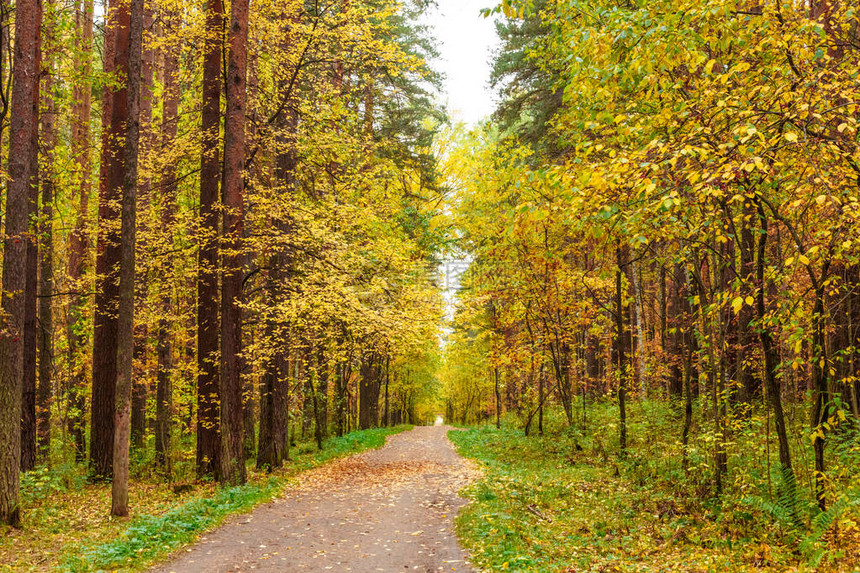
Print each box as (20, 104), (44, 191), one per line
(742, 467), (805, 532)
(799, 496), (860, 568)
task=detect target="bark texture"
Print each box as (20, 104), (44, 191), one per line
(91, 0), (130, 480)
(196, 0), (223, 479)
(0, 0), (41, 526)
(111, 0), (144, 517)
(219, 0), (250, 485)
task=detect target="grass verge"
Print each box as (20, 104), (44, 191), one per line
(1, 426), (409, 572)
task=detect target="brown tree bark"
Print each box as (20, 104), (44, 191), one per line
(0, 0), (41, 526)
(66, 0), (94, 462)
(197, 0), (223, 479)
(111, 0), (144, 517)
(0, 0), (10, 166)
(219, 0), (250, 485)
(91, 0), (130, 480)
(257, 35), (297, 465)
(37, 3), (58, 460)
(20, 17), (42, 473)
(155, 8), (181, 473)
(359, 351), (381, 429)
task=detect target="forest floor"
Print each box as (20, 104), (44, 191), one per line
(0, 426), (410, 572)
(150, 425), (478, 572)
(450, 415), (860, 573)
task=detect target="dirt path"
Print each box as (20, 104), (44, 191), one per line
(152, 426), (477, 572)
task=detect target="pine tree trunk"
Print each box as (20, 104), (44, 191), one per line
(154, 8), (180, 473)
(37, 9), (57, 459)
(21, 20), (42, 473)
(0, 0), (40, 525)
(0, 0), (9, 171)
(196, 0), (223, 480)
(91, 0), (130, 480)
(219, 0), (250, 485)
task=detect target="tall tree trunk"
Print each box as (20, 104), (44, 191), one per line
(37, 5), (57, 459)
(66, 0), (93, 462)
(91, 0), (130, 480)
(219, 0), (250, 485)
(0, 0), (40, 525)
(359, 351), (380, 429)
(111, 0), (144, 517)
(257, 36), (297, 463)
(0, 0), (10, 167)
(20, 9), (42, 474)
(197, 0), (223, 479)
(256, 286), (288, 469)
(155, 9), (180, 473)
(754, 199), (796, 506)
(130, 2), (154, 451)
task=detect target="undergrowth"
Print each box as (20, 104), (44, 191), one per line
(450, 401), (860, 573)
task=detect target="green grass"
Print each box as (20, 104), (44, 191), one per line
(2, 426), (409, 573)
(449, 404), (860, 573)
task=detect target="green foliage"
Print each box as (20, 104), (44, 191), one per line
(450, 405), (860, 572)
(20, 463), (87, 505)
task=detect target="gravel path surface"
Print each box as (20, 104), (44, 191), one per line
(152, 425), (477, 572)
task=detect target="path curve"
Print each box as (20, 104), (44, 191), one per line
(152, 426), (477, 572)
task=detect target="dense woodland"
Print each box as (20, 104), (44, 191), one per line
(2, 0), (860, 569)
(441, 0), (860, 567)
(0, 0), (445, 525)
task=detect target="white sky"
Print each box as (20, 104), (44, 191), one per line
(422, 0), (501, 126)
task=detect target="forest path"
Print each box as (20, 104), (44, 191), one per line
(152, 426), (477, 572)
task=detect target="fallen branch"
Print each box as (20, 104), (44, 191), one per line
(526, 504), (552, 523)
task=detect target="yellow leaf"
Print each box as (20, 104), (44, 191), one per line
(732, 297), (744, 314)
(784, 132), (798, 143)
